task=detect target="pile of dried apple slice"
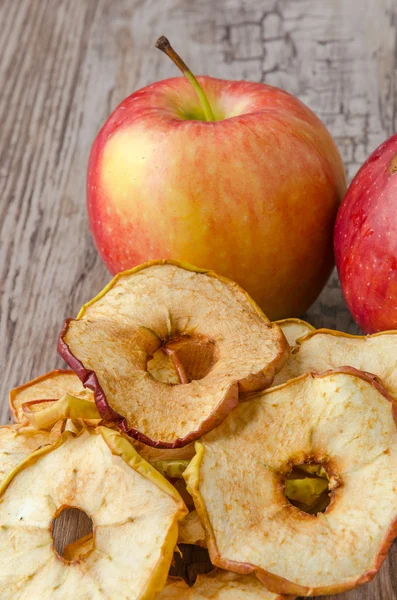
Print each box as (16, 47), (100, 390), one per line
(3, 260), (397, 598)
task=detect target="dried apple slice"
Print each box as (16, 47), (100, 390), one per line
(178, 510), (206, 547)
(273, 328), (397, 390)
(0, 427), (187, 600)
(0, 423), (63, 485)
(59, 260), (288, 447)
(158, 570), (290, 599)
(10, 369), (93, 423)
(273, 318), (314, 347)
(63, 533), (95, 562)
(22, 393), (102, 430)
(136, 441), (196, 462)
(184, 370), (397, 596)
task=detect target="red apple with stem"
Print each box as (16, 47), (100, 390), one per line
(335, 133), (397, 333)
(87, 37), (346, 319)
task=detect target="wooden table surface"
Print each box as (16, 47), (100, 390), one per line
(1, 1), (397, 598)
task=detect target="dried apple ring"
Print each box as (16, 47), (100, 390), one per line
(0, 427), (187, 600)
(273, 318), (314, 347)
(9, 370), (93, 423)
(273, 328), (397, 390)
(185, 370), (397, 596)
(158, 570), (291, 599)
(59, 260), (288, 447)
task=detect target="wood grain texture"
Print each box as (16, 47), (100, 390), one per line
(1, 0), (397, 598)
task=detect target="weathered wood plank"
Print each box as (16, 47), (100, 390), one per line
(1, 1), (396, 598)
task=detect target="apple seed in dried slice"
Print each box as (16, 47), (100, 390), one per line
(158, 569), (292, 599)
(184, 370), (397, 596)
(273, 328), (397, 389)
(58, 260), (288, 447)
(9, 369), (93, 423)
(0, 426), (187, 600)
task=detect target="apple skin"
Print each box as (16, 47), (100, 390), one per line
(334, 133), (397, 333)
(87, 76), (346, 319)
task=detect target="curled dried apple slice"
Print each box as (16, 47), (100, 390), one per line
(158, 570), (289, 599)
(184, 370), (397, 596)
(22, 393), (102, 430)
(273, 328), (397, 389)
(178, 510), (206, 547)
(9, 369), (93, 423)
(59, 261), (288, 447)
(273, 318), (314, 347)
(0, 427), (187, 600)
(0, 423), (63, 486)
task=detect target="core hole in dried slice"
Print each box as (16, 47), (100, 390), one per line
(147, 336), (217, 385)
(283, 462), (332, 515)
(51, 506), (94, 561)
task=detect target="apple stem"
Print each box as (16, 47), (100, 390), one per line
(156, 36), (215, 122)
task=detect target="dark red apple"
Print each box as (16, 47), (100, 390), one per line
(334, 133), (397, 333)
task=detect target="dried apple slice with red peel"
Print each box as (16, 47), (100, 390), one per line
(0, 426), (187, 600)
(58, 260), (288, 447)
(273, 318), (314, 347)
(22, 393), (102, 430)
(158, 570), (293, 599)
(273, 328), (397, 389)
(9, 369), (93, 423)
(184, 369), (397, 596)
